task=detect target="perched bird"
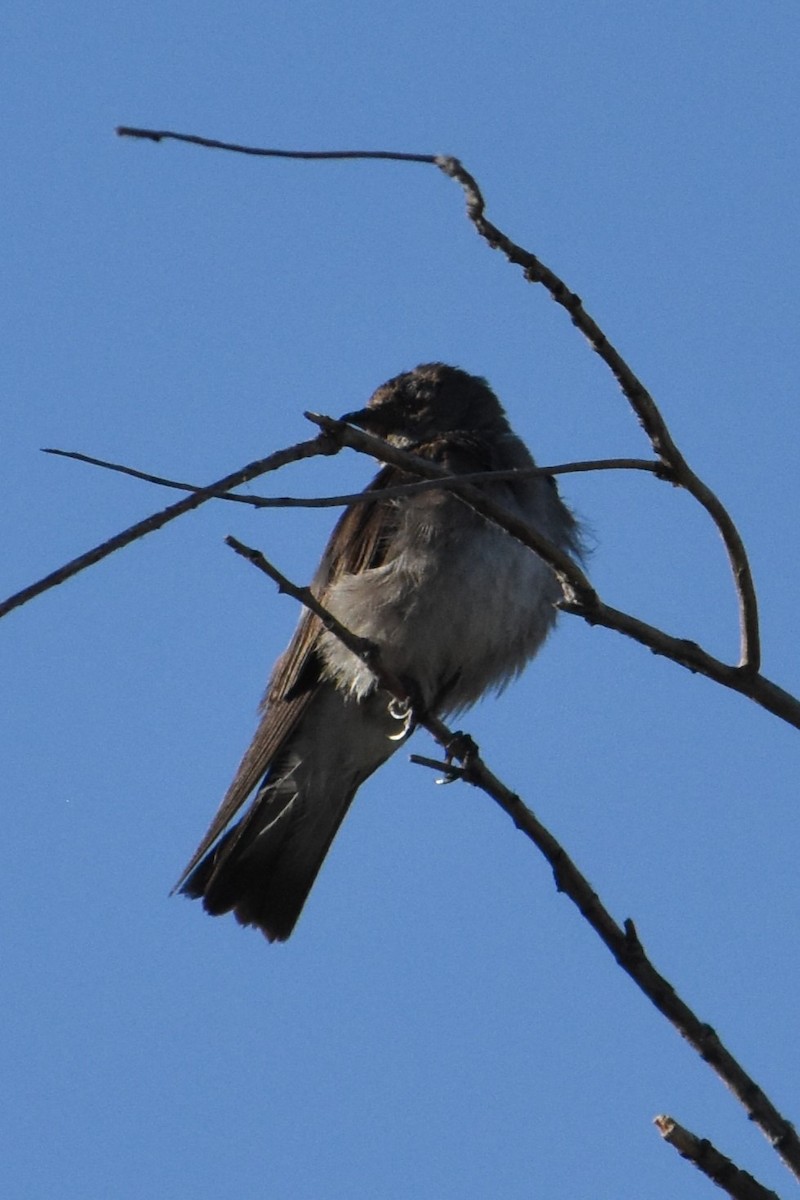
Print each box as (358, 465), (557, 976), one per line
(178, 363), (580, 941)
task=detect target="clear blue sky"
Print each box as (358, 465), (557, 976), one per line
(4, 3), (799, 1198)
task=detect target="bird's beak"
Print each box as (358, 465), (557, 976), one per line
(339, 406), (371, 427)
(339, 406), (388, 432)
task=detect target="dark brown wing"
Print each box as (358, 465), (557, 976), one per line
(174, 463), (404, 887)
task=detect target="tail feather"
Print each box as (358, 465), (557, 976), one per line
(180, 686), (403, 941)
(181, 783), (355, 942)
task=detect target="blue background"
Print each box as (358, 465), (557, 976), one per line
(4, 3), (799, 1197)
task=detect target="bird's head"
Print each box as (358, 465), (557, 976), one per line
(340, 363), (511, 447)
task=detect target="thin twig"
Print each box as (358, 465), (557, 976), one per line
(655, 1115), (783, 1200)
(0, 436), (335, 620)
(225, 535), (410, 695)
(42, 445), (663, 507)
(409, 753), (467, 782)
(116, 126), (436, 165)
(225, 536), (800, 1181)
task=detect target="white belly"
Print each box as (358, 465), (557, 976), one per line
(319, 504), (562, 714)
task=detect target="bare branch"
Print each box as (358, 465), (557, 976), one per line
(42, 445), (663, 507)
(408, 753), (467, 782)
(564, 598), (800, 731)
(655, 1115), (783, 1200)
(0, 435), (336, 620)
(304, 414), (800, 732)
(116, 126), (436, 165)
(226, 536), (800, 1182)
(225, 535), (411, 698)
(41, 447), (271, 506)
(114, 124), (760, 671)
(436, 155), (761, 673)
(29, 425), (800, 732)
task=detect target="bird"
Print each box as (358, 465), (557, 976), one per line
(177, 363), (580, 941)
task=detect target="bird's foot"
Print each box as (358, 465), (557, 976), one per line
(445, 731), (478, 765)
(427, 731), (479, 784)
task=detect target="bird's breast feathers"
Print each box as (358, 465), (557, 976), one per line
(318, 486), (563, 713)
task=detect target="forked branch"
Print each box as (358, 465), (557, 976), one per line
(116, 125), (760, 672)
(225, 535), (800, 1183)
